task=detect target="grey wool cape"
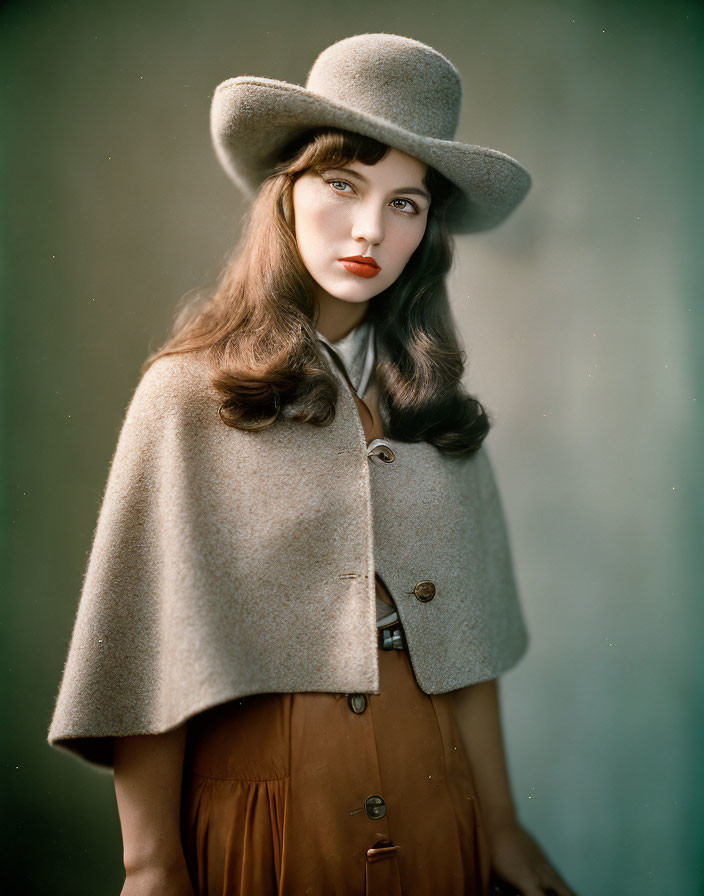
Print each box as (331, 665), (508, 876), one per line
(48, 348), (529, 770)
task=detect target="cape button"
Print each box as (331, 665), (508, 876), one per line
(348, 693), (367, 714)
(367, 439), (396, 465)
(413, 581), (436, 602)
(364, 795), (387, 819)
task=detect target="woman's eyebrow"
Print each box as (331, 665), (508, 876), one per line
(323, 166), (431, 201)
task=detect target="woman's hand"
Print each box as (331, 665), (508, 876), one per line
(488, 819), (579, 896)
(120, 854), (195, 896)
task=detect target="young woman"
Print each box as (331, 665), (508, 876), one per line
(48, 33), (578, 896)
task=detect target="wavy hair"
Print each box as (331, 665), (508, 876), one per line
(142, 127), (491, 456)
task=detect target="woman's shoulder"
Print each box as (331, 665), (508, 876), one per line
(127, 350), (220, 425)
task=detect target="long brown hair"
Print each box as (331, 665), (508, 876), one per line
(143, 127), (491, 456)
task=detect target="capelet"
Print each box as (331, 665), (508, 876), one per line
(48, 346), (529, 769)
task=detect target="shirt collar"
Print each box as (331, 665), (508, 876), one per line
(316, 317), (376, 397)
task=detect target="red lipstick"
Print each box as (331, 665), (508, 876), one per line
(338, 255), (381, 279)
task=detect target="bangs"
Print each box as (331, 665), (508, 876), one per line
(273, 126), (390, 175)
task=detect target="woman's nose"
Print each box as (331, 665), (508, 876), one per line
(350, 201), (384, 245)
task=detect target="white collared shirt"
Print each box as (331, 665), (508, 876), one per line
(315, 316), (375, 399)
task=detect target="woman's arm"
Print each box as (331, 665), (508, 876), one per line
(451, 679), (578, 896)
(450, 678), (518, 834)
(113, 723), (194, 895)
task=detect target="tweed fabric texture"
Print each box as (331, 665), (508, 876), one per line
(47, 347), (529, 769)
(210, 32), (532, 233)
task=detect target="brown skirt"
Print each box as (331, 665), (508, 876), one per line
(179, 620), (492, 895)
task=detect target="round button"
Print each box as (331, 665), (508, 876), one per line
(364, 795), (386, 819)
(413, 581), (436, 602)
(368, 441), (396, 464)
(348, 693), (367, 714)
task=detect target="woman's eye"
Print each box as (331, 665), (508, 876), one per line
(391, 198), (418, 214)
(326, 179), (418, 214)
(328, 180), (352, 193)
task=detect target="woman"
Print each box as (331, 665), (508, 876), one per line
(48, 33), (577, 896)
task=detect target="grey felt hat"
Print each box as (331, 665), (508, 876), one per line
(210, 33), (532, 233)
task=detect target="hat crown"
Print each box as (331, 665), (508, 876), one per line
(305, 33), (462, 141)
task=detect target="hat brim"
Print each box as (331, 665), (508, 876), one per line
(211, 76), (532, 234)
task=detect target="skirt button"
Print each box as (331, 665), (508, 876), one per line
(364, 795), (386, 819)
(348, 693), (367, 714)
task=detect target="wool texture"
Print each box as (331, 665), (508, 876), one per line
(48, 348), (528, 769)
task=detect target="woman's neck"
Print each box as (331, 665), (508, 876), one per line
(314, 297), (370, 343)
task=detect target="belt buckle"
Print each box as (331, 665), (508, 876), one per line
(379, 623), (405, 650)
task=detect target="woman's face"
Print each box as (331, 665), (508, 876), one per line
(291, 147), (431, 310)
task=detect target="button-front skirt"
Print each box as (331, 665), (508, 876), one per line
(179, 613), (492, 895)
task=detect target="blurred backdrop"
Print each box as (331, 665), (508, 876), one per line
(2, 0), (702, 893)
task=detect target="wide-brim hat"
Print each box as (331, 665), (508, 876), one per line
(210, 33), (532, 234)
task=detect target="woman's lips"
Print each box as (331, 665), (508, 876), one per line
(338, 256), (381, 279)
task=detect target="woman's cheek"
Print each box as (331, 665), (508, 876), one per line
(397, 229), (425, 270)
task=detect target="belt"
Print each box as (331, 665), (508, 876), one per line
(378, 621), (406, 650)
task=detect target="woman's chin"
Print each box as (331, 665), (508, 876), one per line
(317, 282), (379, 305)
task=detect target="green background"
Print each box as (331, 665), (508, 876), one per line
(2, 0), (702, 892)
